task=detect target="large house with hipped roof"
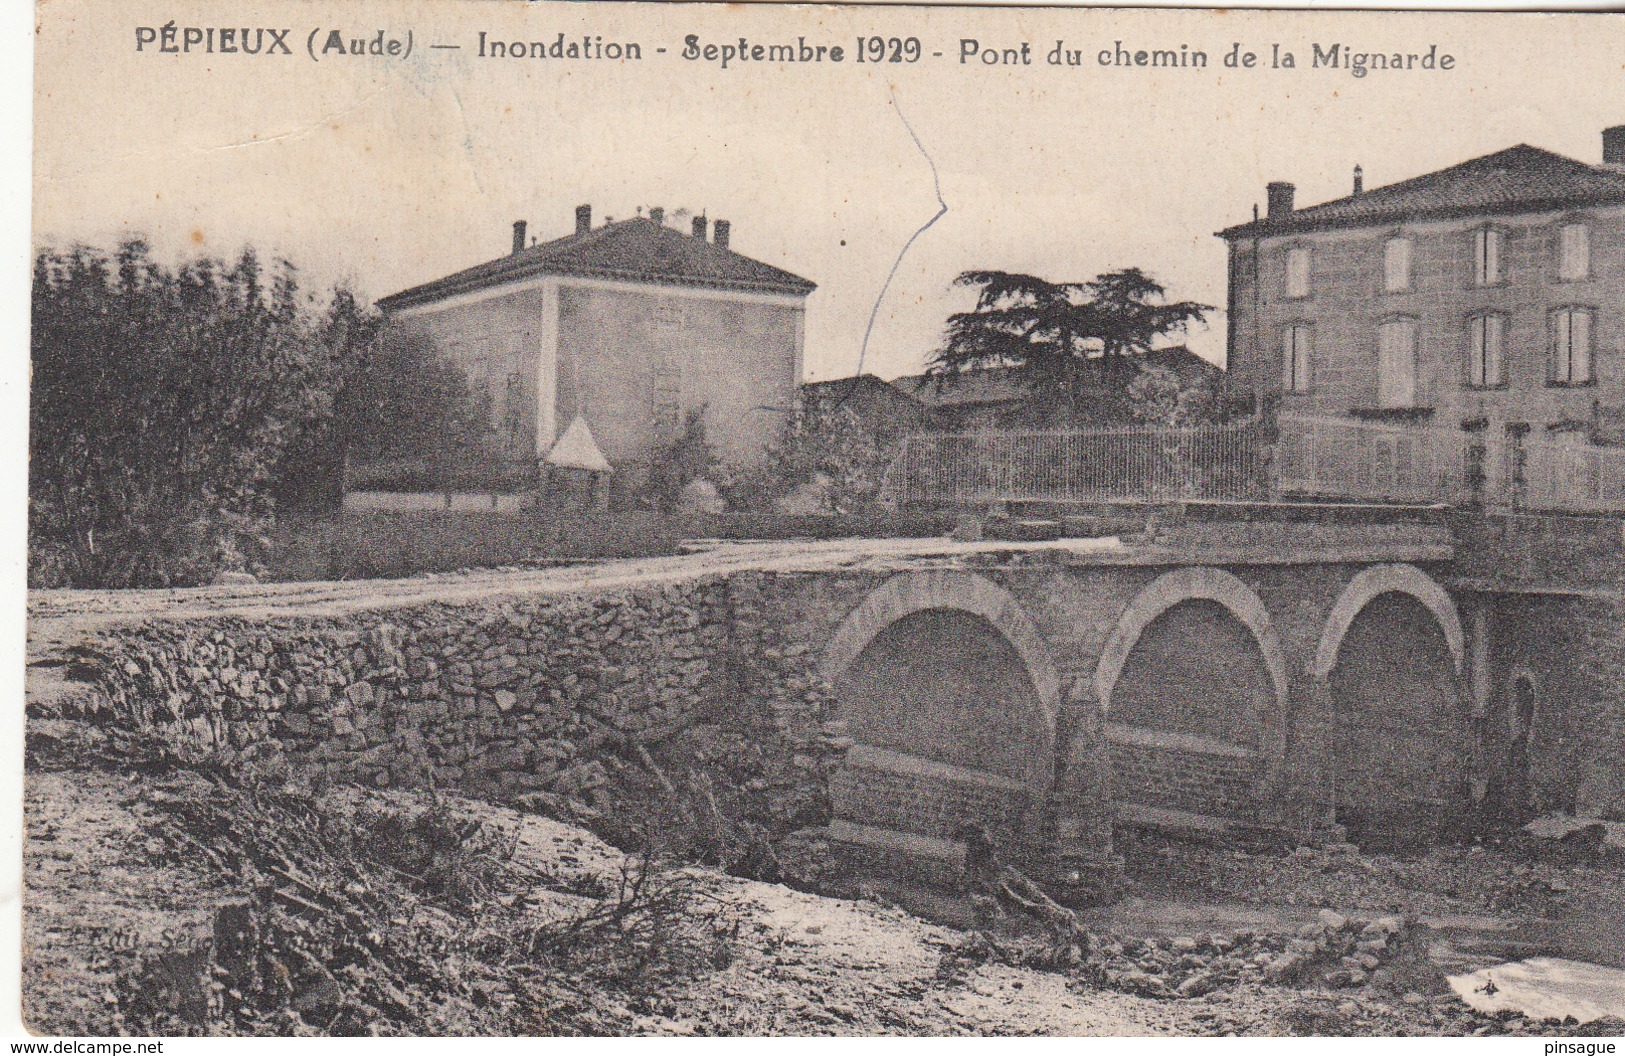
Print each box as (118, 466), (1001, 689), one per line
(1219, 128), (1625, 445)
(374, 204), (815, 495)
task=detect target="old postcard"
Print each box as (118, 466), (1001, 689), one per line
(22, 0), (1625, 1038)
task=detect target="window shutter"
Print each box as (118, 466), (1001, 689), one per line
(1384, 238), (1411, 293)
(1286, 248), (1310, 298)
(1378, 319), (1417, 408)
(1282, 325), (1312, 392)
(1475, 228), (1501, 285)
(1559, 224), (1589, 282)
(1483, 314), (1504, 387)
(1470, 314), (1504, 388)
(1572, 310), (1592, 382)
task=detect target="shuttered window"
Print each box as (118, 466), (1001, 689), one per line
(1558, 223), (1590, 282)
(1383, 237), (1413, 293)
(1378, 317), (1418, 408)
(1468, 313), (1505, 389)
(1549, 308), (1594, 385)
(1282, 324), (1313, 392)
(1473, 227), (1502, 286)
(1286, 247), (1311, 299)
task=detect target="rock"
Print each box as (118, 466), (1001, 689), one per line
(1178, 972), (1220, 997)
(1265, 953), (1306, 983)
(213, 570), (259, 586)
(1171, 936), (1200, 953)
(1117, 970), (1169, 997)
(1363, 916), (1405, 938)
(494, 690), (518, 712)
(1319, 909), (1349, 931)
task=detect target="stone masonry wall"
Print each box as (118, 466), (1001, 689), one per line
(1107, 737), (1261, 820)
(1490, 592), (1625, 820)
(49, 574), (850, 835)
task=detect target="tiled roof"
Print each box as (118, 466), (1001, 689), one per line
(890, 366), (1032, 409)
(1220, 144), (1625, 239)
(802, 374), (924, 406)
(378, 216), (816, 309)
(890, 347), (1216, 408)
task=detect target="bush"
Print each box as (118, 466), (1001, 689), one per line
(30, 242), (359, 587)
(728, 396), (892, 515)
(266, 508), (680, 581)
(644, 408), (721, 513)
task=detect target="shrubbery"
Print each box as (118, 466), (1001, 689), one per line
(726, 395), (893, 515)
(29, 240), (488, 588)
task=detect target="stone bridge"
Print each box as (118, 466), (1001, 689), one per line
(29, 513), (1625, 895)
(760, 521), (1474, 880)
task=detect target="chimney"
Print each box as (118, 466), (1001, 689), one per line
(692, 215), (708, 240)
(649, 206), (664, 227)
(1352, 165), (1364, 196)
(1266, 182), (1295, 220)
(574, 204), (592, 234)
(1604, 125), (1625, 166)
(712, 219), (730, 249)
(511, 220), (527, 255)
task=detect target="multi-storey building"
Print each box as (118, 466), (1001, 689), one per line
(375, 205), (815, 495)
(1220, 127), (1625, 509)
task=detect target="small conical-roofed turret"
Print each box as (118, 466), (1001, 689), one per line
(544, 415), (612, 473)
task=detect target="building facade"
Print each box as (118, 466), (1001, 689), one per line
(1220, 128), (1625, 507)
(376, 205), (815, 493)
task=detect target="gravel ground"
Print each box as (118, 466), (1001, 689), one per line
(25, 721), (1625, 1037)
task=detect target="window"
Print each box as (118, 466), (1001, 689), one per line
(1473, 227), (1503, 286)
(1467, 312), (1505, 388)
(1558, 223), (1590, 281)
(1285, 247), (1311, 299)
(1383, 236), (1413, 293)
(1282, 324), (1313, 392)
(1377, 317), (1419, 408)
(1549, 307), (1594, 385)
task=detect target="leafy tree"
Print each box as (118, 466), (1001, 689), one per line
(734, 395), (890, 515)
(329, 325), (492, 489)
(929, 268), (1211, 424)
(30, 240), (339, 587)
(31, 240), (505, 587)
(1127, 363), (1213, 427)
(646, 407), (721, 512)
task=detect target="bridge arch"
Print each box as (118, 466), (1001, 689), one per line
(1312, 563), (1464, 681)
(1315, 563), (1468, 846)
(1094, 566), (1290, 719)
(821, 569), (1060, 751)
(820, 571), (1060, 853)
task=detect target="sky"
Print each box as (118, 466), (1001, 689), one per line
(30, 1), (1625, 381)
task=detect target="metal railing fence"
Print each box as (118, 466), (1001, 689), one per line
(1274, 416), (1470, 505)
(880, 414), (1625, 513)
(880, 421), (1273, 507)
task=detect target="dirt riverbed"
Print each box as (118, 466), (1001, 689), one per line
(23, 718), (1625, 1037)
